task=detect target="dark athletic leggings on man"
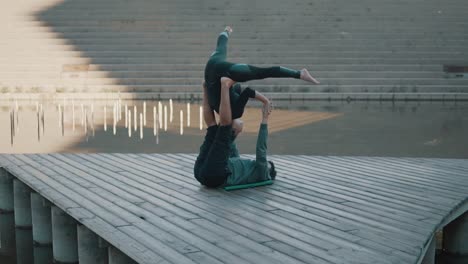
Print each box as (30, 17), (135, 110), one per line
(194, 125), (233, 188)
(204, 31), (301, 119)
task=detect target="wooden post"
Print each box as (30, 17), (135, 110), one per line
(31, 193), (52, 246)
(0, 170), (15, 257)
(108, 246), (137, 264)
(77, 224), (108, 264)
(31, 193), (53, 264)
(13, 180), (32, 229)
(444, 212), (468, 263)
(13, 180), (34, 264)
(51, 206), (78, 263)
(421, 235), (436, 264)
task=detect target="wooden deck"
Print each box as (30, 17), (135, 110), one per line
(1, 154), (468, 264)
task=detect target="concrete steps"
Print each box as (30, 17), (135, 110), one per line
(4, 77), (468, 86)
(0, 64), (445, 72)
(4, 84), (464, 94)
(0, 71), (448, 79)
(1, 57), (464, 65)
(1, 0), (467, 96)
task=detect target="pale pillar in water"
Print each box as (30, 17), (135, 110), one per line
(199, 106), (203, 130)
(158, 101), (162, 129)
(125, 104), (128, 128)
(140, 113), (143, 139)
(128, 110), (132, 138)
(143, 101), (147, 126)
(133, 106), (137, 131)
(153, 106), (157, 136)
(104, 106), (107, 131)
(164, 105), (168, 131)
(169, 99), (173, 123)
(187, 103), (191, 127)
(84, 108), (88, 134)
(180, 110), (184, 135)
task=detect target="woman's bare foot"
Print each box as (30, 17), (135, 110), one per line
(300, 69), (320, 84)
(224, 26), (233, 35)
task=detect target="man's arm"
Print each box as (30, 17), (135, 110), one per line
(255, 102), (272, 163)
(230, 142), (240, 158)
(202, 81), (217, 127)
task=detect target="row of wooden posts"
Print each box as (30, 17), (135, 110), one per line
(0, 169), (137, 264)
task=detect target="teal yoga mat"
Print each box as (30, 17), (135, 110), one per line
(223, 180), (274, 191)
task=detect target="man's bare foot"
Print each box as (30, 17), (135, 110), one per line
(300, 69), (320, 84)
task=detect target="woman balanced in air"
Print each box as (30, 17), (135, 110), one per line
(204, 26), (319, 119)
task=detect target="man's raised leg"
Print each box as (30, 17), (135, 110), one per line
(219, 77), (235, 126)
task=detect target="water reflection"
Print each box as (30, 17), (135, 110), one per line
(0, 99), (468, 158)
(2, 99), (208, 151)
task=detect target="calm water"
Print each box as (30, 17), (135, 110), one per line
(0, 99), (467, 157)
(1, 99), (468, 263)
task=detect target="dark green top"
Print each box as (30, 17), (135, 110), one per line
(226, 124), (270, 186)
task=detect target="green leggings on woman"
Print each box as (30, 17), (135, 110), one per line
(204, 31), (301, 119)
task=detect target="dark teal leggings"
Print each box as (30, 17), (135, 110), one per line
(194, 125), (232, 188)
(204, 32), (300, 118)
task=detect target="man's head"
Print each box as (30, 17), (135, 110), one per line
(268, 161), (277, 180)
(231, 118), (244, 139)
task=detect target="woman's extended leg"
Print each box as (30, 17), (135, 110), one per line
(224, 64), (319, 84)
(209, 27), (232, 61)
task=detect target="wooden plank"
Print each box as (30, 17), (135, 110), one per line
(37, 155), (223, 264)
(278, 156), (462, 206)
(149, 155), (420, 249)
(290, 155), (464, 198)
(0, 155), (163, 264)
(271, 160), (447, 222)
(106, 154), (392, 262)
(335, 156), (468, 187)
(326, 156), (468, 191)
(148, 155), (420, 262)
(62, 154), (286, 264)
(88, 155), (315, 264)
(160, 155), (428, 239)
(20, 155), (200, 264)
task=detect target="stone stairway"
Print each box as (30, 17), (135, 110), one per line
(1, 0), (467, 96)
